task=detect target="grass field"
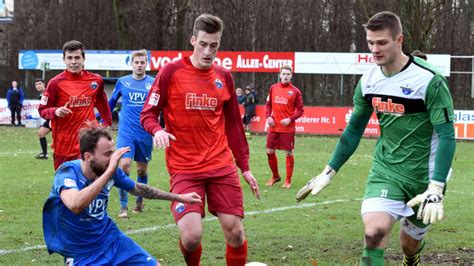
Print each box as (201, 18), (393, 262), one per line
(0, 126), (473, 265)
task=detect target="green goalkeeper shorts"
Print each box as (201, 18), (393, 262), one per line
(363, 167), (429, 228)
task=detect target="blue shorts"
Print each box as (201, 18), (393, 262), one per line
(116, 133), (153, 163)
(65, 234), (158, 265)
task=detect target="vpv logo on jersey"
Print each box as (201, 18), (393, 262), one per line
(185, 93), (218, 111)
(372, 97), (405, 115)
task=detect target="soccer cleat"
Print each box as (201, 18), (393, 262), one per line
(35, 153), (48, 160)
(402, 253), (420, 266)
(133, 200), (144, 213)
(281, 181), (291, 188)
(118, 207), (128, 218)
(265, 176), (281, 186)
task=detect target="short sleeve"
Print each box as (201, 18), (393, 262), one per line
(53, 166), (79, 195)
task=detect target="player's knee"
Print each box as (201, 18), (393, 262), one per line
(266, 149), (275, 155)
(181, 231), (202, 251)
(224, 224), (245, 246)
(364, 228), (386, 248)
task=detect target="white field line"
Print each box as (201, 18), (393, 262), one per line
(0, 198), (357, 256)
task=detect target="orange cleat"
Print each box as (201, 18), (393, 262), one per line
(266, 176), (281, 186)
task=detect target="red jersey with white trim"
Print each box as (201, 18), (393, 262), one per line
(141, 57), (249, 174)
(38, 70), (112, 157)
(265, 82), (304, 133)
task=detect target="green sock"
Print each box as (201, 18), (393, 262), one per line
(360, 247), (384, 266)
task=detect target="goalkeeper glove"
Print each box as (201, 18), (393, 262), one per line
(296, 165), (336, 202)
(406, 181), (445, 225)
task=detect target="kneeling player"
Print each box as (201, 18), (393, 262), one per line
(42, 126), (201, 265)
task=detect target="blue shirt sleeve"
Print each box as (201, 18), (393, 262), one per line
(109, 80), (123, 112)
(53, 166), (79, 196)
(113, 168), (135, 191)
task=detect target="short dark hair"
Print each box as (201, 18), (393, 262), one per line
(63, 40), (85, 58)
(34, 78), (44, 83)
(411, 50), (428, 60)
(364, 11), (402, 39)
(193, 14), (224, 36)
(79, 124), (112, 159)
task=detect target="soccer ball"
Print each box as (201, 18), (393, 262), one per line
(245, 262), (267, 266)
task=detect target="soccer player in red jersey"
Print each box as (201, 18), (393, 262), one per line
(141, 14), (260, 266)
(265, 65), (304, 188)
(38, 40), (112, 170)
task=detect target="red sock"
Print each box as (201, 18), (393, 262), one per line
(179, 240), (202, 266)
(285, 155), (294, 183)
(226, 240), (248, 266)
(267, 153), (279, 178)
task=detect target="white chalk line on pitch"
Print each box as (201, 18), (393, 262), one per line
(0, 198), (357, 256)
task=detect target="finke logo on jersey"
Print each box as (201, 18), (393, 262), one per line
(275, 95), (288, 104)
(175, 203), (185, 214)
(185, 93), (218, 111)
(64, 178), (77, 188)
(215, 79), (223, 89)
(148, 92), (160, 106)
(40, 95), (48, 105)
(372, 97), (405, 114)
(69, 95), (92, 107)
(400, 85), (413, 95)
(90, 81), (98, 90)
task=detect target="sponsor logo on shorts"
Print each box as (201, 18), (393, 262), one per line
(90, 81), (98, 90)
(64, 178), (77, 187)
(148, 92), (160, 106)
(215, 79), (223, 89)
(175, 202), (185, 214)
(40, 95), (48, 105)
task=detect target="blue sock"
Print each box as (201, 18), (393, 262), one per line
(119, 189), (128, 208)
(136, 174), (148, 202)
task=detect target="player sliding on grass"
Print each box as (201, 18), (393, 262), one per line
(296, 11), (455, 266)
(42, 125), (201, 265)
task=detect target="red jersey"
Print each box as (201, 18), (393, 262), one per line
(38, 70), (112, 157)
(265, 82), (304, 133)
(141, 57), (249, 174)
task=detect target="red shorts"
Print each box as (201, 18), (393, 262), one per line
(170, 165), (244, 223)
(53, 153), (81, 170)
(266, 131), (295, 151)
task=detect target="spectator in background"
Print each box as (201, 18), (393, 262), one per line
(236, 87), (245, 104)
(34, 78), (51, 159)
(247, 84), (258, 104)
(6, 80), (25, 127)
(242, 87), (256, 135)
(38, 40), (112, 170)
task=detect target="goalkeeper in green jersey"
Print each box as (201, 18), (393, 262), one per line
(297, 11), (455, 266)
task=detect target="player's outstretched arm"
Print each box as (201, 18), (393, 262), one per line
(296, 165), (336, 202)
(129, 183), (202, 203)
(407, 181), (445, 225)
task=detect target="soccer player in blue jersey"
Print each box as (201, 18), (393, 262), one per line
(110, 49), (156, 218)
(42, 125), (201, 265)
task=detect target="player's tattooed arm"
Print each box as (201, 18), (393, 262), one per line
(129, 183), (180, 201)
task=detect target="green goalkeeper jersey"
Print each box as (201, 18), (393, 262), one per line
(352, 56), (455, 185)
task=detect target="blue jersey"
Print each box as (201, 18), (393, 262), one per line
(110, 74), (154, 138)
(42, 160), (135, 258)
